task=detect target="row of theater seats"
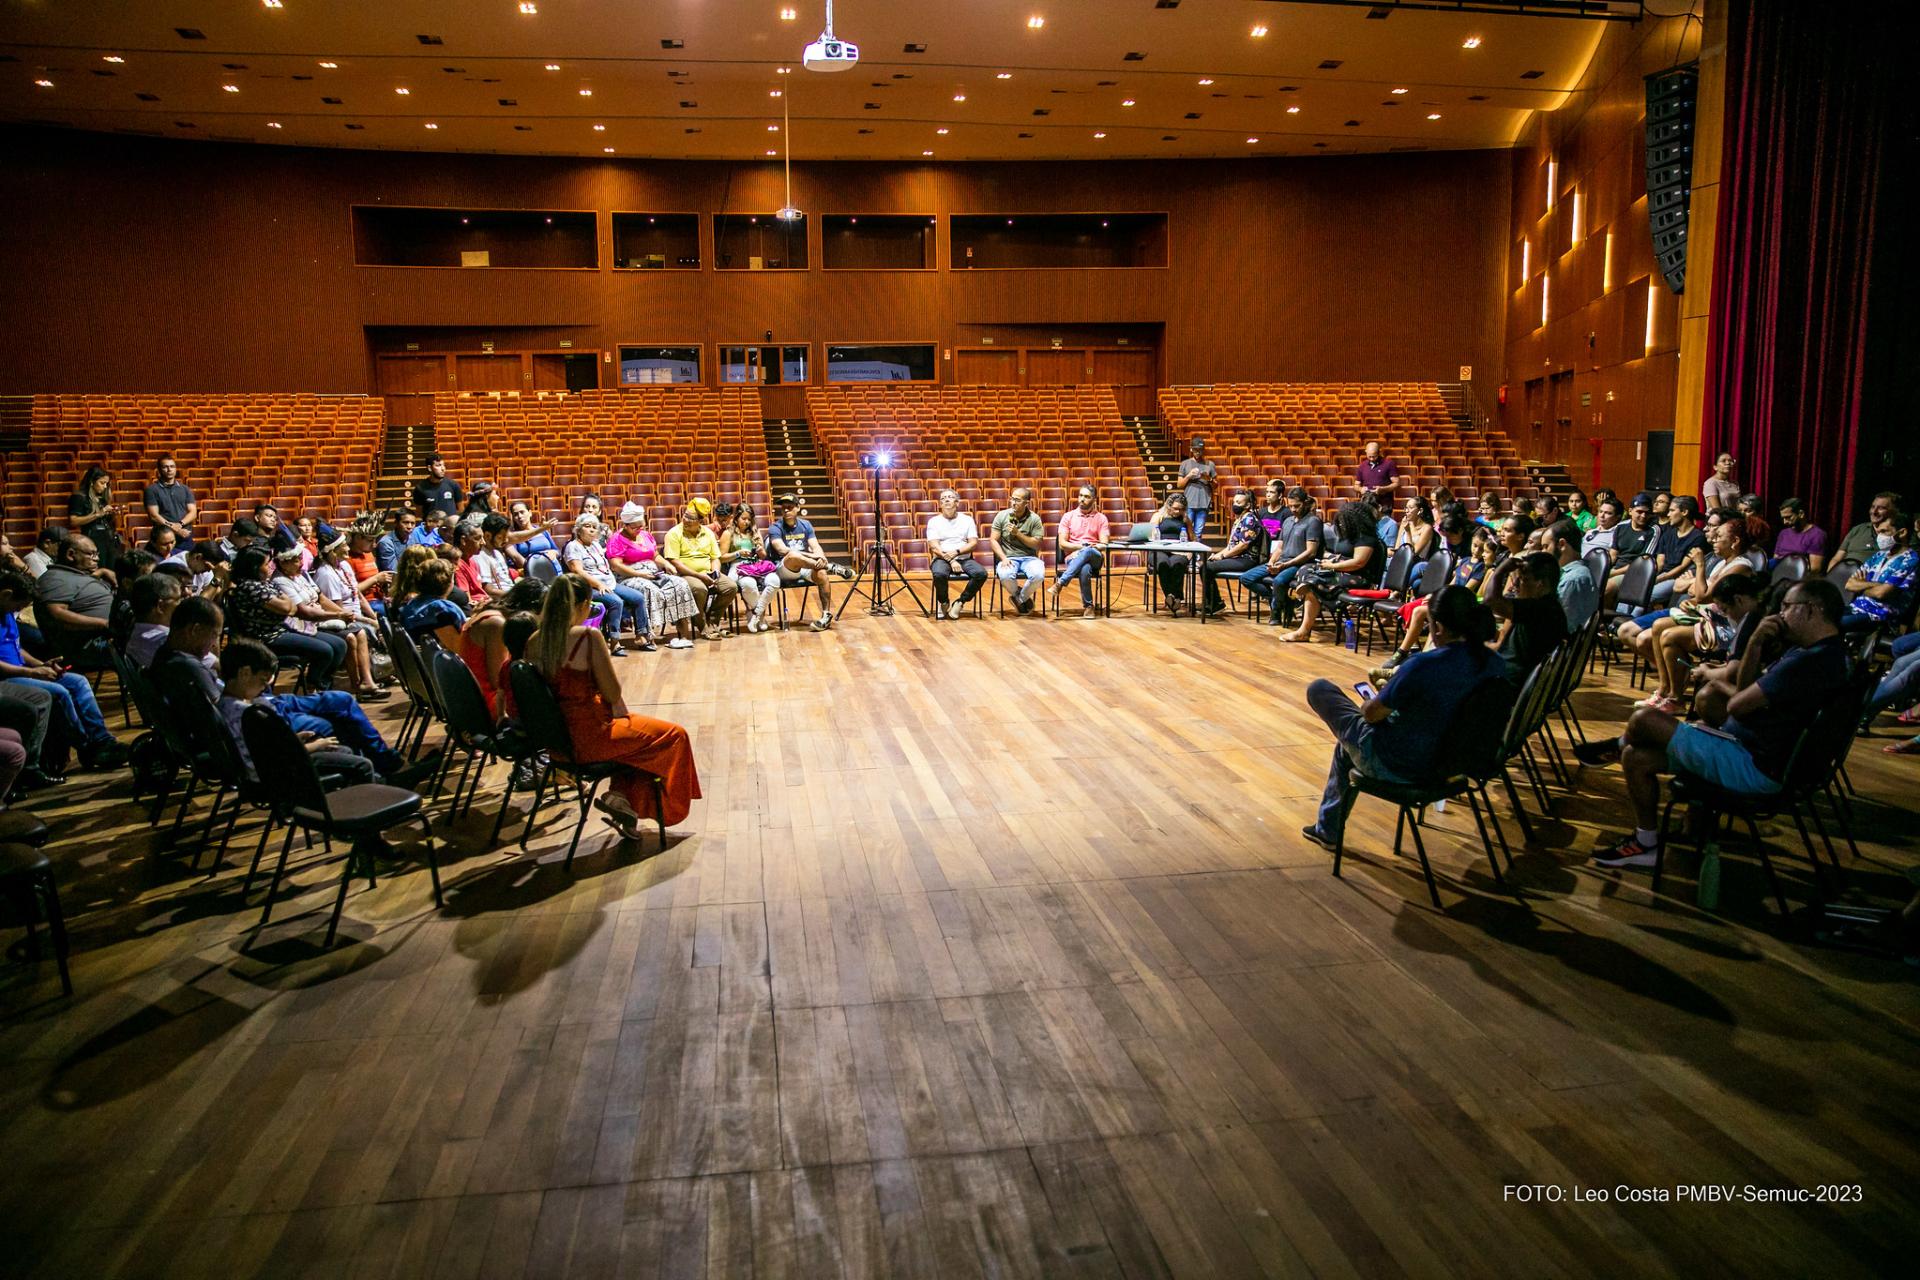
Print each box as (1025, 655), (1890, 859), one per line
(1158, 382), (1534, 506)
(432, 388), (771, 533)
(5, 394), (381, 544)
(808, 385), (1157, 559)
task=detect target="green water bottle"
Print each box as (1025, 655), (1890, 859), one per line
(1696, 841), (1721, 911)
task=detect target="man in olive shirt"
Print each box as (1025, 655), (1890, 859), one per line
(1838, 490), (1902, 566)
(992, 487), (1047, 615)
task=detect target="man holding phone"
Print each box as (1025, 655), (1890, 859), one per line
(0, 568), (130, 770)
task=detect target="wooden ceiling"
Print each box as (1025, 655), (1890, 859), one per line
(0, 1), (1643, 161)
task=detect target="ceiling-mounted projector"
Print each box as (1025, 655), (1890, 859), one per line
(803, 1), (858, 72)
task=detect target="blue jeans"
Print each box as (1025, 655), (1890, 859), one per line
(1191, 509), (1208, 541)
(1306, 677), (1407, 840)
(996, 556), (1045, 602)
(1057, 547), (1104, 606)
(270, 630), (346, 688)
(271, 690), (403, 774)
(1867, 631), (1920, 719)
(1240, 564), (1301, 622)
(3, 671), (114, 751)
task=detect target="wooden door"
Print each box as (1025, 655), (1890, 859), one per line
(532, 354), (568, 390)
(1090, 348), (1157, 416)
(376, 354), (449, 427)
(953, 348), (1020, 384)
(1024, 348), (1086, 385)
(455, 353), (525, 391)
(1547, 370), (1574, 464)
(1523, 377), (1546, 460)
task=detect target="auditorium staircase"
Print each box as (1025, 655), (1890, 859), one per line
(374, 419), (436, 514)
(1126, 415), (1179, 503)
(763, 418), (849, 561)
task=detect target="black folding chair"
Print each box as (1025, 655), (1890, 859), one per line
(428, 649), (538, 846)
(239, 705), (440, 946)
(505, 660), (665, 870)
(1331, 676), (1521, 908)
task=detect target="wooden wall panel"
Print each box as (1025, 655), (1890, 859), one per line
(953, 349), (1021, 384)
(1498, 8), (1709, 500)
(0, 126), (1511, 403)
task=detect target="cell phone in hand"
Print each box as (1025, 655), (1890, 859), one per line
(1353, 681), (1378, 702)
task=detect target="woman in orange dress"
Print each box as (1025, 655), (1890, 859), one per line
(456, 577), (547, 718)
(526, 576), (700, 837)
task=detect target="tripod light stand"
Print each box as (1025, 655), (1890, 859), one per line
(843, 451), (926, 617)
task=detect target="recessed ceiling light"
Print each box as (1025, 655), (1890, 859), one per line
(1093, 131), (1106, 138)
(604, 146), (615, 153)
(996, 72), (1012, 79)
(319, 61), (338, 69)
(1426, 112), (1442, 120)
(924, 149), (935, 156)
(34, 78), (53, 88)
(425, 122), (438, 129)
(1462, 35), (1483, 48)
(769, 89), (782, 97)
(1250, 25), (1268, 37)
(936, 127), (949, 134)
(1246, 136), (1259, 144)
(1286, 105), (1300, 114)
(1028, 16), (1046, 30)
(267, 121), (282, 128)
(1197, 78), (1214, 86)
(578, 87), (592, 96)
(593, 123), (606, 131)
(1121, 99), (1135, 107)
(263, 0), (284, 8)
(767, 124), (779, 131)
(953, 93), (966, 102)
(222, 84), (240, 93)
(394, 86), (410, 95)
(102, 55), (125, 64)
(544, 63), (560, 71)
(766, 149), (777, 156)
(518, 2), (539, 13)
(777, 66), (790, 74)
(1391, 87), (1409, 95)
(780, 6), (798, 19)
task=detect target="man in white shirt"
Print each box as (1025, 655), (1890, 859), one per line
(926, 489), (988, 619)
(23, 524), (65, 578)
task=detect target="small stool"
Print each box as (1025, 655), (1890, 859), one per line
(0, 842), (71, 996)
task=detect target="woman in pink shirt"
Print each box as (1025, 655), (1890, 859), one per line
(606, 501), (700, 646)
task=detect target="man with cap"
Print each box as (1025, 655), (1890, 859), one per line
(1601, 493), (1662, 611)
(1179, 438), (1219, 541)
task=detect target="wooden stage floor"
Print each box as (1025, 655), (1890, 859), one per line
(4, 601), (1919, 1278)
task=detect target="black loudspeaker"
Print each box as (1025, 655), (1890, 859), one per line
(1645, 63), (1699, 294)
(1644, 430), (1675, 492)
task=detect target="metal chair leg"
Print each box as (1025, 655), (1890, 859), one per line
(1402, 809), (1443, 909)
(562, 777), (606, 871)
(487, 760), (521, 847)
(519, 764), (551, 851)
(1744, 815), (1790, 918)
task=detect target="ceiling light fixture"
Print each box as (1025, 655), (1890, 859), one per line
(923, 150), (934, 156)
(1462, 35), (1483, 48)
(776, 81), (803, 220)
(1246, 136), (1259, 143)
(1250, 25), (1268, 37)
(996, 72), (1012, 79)
(319, 61), (338, 68)
(544, 63), (560, 71)
(578, 87), (592, 96)
(519, 3), (539, 14)
(593, 123), (606, 131)
(394, 86), (410, 95)
(953, 93), (966, 102)
(222, 84), (240, 93)
(103, 55), (125, 64)
(770, 89), (783, 97)
(263, 0), (284, 8)
(1121, 98), (1135, 107)
(1286, 105), (1300, 114)
(267, 121), (282, 128)
(780, 5), (797, 18)
(1093, 131), (1106, 138)
(425, 122), (438, 129)
(34, 78), (53, 88)
(936, 126), (949, 134)
(768, 123), (780, 130)
(1197, 78), (1213, 86)
(767, 149), (778, 156)
(1427, 112), (1442, 120)
(1391, 87), (1408, 95)
(1028, 16), (1046, 30)
(605, 146), (615, 153)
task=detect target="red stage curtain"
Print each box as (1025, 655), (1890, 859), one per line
(1699, 3), (1895, 528)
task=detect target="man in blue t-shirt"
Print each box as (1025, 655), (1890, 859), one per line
(767, 493), (852, 632)
(1576, 579), (1853, 868)
(375, 507), (416, 573)
(1299, 587), (1508, 847)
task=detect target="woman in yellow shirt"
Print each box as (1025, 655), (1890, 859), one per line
(664, 505), (740, 639)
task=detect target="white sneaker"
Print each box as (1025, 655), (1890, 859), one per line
(933, 603), (946, 620)
(668, 637), (694, 650)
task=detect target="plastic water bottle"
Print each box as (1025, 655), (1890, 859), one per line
(1343, 617), (1358, 650)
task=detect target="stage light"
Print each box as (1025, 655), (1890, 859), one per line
(861, 451), (893, 469)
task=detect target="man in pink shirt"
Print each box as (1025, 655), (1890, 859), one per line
(1051, 485), (1112, 618)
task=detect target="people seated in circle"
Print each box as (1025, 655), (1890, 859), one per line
(1241, 486), (1322, 626)
(718, 503), (781, 634)
(1053, 485), (1112, 618)
(1299, 586), (1506, 851)
(1841, 510), (1915, 634)
(458, 577), (547, 717)
(1281, 501), (1385, 643)
(607, 502), (698, 649)
(926, 489), (988, 620)
(1146, 490), (1196, 617)
(562, 515), (648, 656)
(1200, 489), (1262, 618)
(768, 493), (849, 632)
(272, 544), (382, 701)
(224, 544), (347, 690)
(506, 500), (563, 572)
(992, 487), (1048, 615)
(393, 557), (469, 651)
(1575, 580), (1853, 870)
(1486, 550), (1568, 680)
(375, 507), (416, 572)
(524, 575), (701, 839)
(0, 567), (130, 770)
(665, 503), (740, 639)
